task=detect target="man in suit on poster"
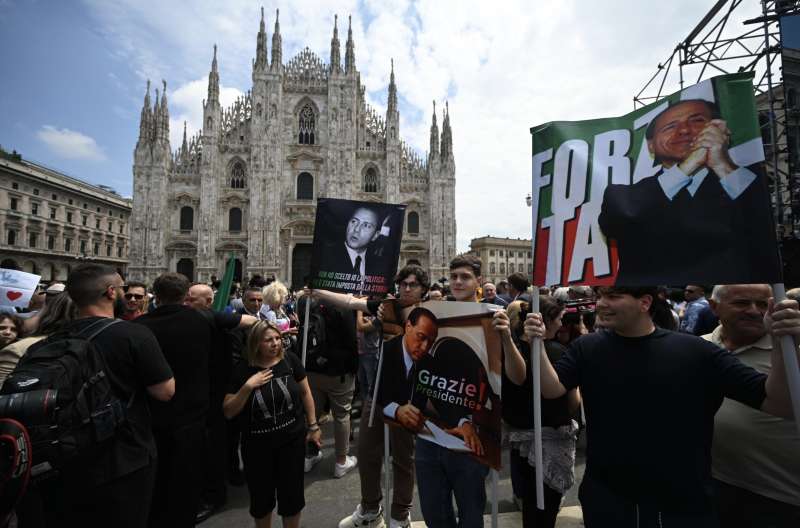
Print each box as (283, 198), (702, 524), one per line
(598, 99), (780, 285)
(326, 206), (389, 278)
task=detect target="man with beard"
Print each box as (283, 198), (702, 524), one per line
(704, 285), (800, 527)
(526, 286), (800, 527)
(52, 264), (175, 528)
(121, 281), (148, 320)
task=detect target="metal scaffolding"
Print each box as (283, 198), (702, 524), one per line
(633, 0), (800, 237)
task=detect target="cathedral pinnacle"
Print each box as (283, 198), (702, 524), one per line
(255, 6), (268, 71)
(271, 9), (282, 69)
(159, 80), (170, 143)
(345, 15), (355, 74)
(441, 101), (453, 161)
(207, 45), (220, 105)
(387, 59), (397, 115)
(330, 14), (341, 74)
(181, 121), (188, 158)
(429, 100), (439, 159)
(138, 80), (152, 142)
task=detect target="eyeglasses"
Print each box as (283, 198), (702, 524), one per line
(399, 281), (421, 290)
(124, 293), (145, 300)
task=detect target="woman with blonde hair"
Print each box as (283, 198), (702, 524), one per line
(224, 321), (320, 528)
(260, 281), (298, 353)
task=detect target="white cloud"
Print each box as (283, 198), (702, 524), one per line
(36, 125), (106, 161)
(83, 0), (764, 251)
(167, 78), (243, 148)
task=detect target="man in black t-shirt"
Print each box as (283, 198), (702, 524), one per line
(134, 273), (257, 528)
(526, 286), (800, 527)
(51, 264), (175, 528)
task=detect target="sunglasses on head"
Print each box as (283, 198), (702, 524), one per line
(124, 293), (145, 300)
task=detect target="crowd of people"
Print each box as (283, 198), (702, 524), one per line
(0, 259), (798, 528)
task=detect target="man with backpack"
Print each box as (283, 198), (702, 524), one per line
(297, 293), (359, 477)
(25, 263), (175, 528)
(133, 273), (257, 527)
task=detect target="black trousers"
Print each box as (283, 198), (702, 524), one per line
(202, 399), (228, 506)
(33, 462), (157, 528)
(513, 452), (562, 528)
(714, 479), (800, 528)
(149, 422), (207, 528)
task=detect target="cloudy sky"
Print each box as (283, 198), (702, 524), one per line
(0, 0), (765, 251)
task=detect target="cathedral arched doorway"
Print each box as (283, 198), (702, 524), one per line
(177, 258), (195, 281)
(291, 244), (312, 291)
(0, 259), (19, 270)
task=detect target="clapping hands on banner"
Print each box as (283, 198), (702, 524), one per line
(679, 119), (735, 177)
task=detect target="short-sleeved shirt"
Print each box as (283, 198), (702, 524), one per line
(68, 317), (173, 485)
(228, 352), (307, 447)
(134, 305), (241, 430)
(554, 328), (767, 513)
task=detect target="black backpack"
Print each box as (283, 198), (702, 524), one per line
(297, 297), (328, 371)
(0, 318), (129, 478)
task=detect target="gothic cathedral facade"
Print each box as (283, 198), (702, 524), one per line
(128, 10), (456, 289)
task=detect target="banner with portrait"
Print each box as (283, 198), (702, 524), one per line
(376, 301), (504, 469)
(309, 198), (406, 295)
(531, 72), (782, 286)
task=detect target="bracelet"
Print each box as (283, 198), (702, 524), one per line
(307, 421), (318, 428)
(307, 425), (321, 432)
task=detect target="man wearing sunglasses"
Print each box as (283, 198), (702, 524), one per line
(121, 281), (148, 321)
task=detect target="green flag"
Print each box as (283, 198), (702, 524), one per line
(212, 253), (236, 312)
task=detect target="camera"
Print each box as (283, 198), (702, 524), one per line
(0, 390), (59, 425)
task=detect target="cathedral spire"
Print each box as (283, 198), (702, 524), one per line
(330, 14), (341, 74)
(345, 15), (355, 74)
(429, 100), (439, 160)
(207, 44), (220, 105)
(180, 121), (188, 158)
(255, 6), (268, 71)
(441, 101), (453, 161)
(160, 79), (170, 143)
(387, 59), (397, 115)
(271, 9), (282, 70)
(138, 80), (152, 142)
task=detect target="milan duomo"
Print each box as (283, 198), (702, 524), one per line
(128, 9), (457, 288)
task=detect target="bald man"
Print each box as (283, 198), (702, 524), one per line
(186, 284), (214, 310)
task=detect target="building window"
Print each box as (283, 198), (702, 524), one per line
(296, 172), (313, 200)
(7, 230), (16, 245)
(33, 189), (39, 196)
(499, 250), (504, 257)
(10, 198), (17, 211)
(528, 264), (533, 273)
(490, 262), (496, 274)
(509, 264), (515, 273)
(67, 212), (73, 223)
(96, 207), (100, 213)
(408, 211), (420, 234)
(50, 208), (56, 219)
(47, 235), (55, 250)
(95, 218), (100, 229)
(52, 194), (57, 201)
(80, 240), (86, 254)
(108, 220), (113, 231)
(117, 246), (123, 258)
(93, 242), (99, 255)
(83, 203), (87, 209)
(82, 216), (87, 226)
(11, 182), (18, 190)
(65, 238), (72, 252)
(179, 206), (193, 230)
(119, 223), (124, 234)
(500, 263), (506, 274)
(489, 249), (495, 257)
(298, 104), (315, 145)
(229, 207), (242, 232)
(363, 167), (378, 192)
(29, 232), (37, 248)
(230, 162), (246, 189)
(31, 203), (38, 216)
(106, 245), (111, 257)
(68, 198), (73, 205)
(528, 251), (532, 258)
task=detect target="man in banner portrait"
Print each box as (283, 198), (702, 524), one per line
(599, 97), (777, 285)
(531, 72), (782, 287)
(309, 198), (406, 295)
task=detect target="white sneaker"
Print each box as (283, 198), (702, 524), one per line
(304, 452), (323, 473)
(389, 513), (411, 528)
(334, 455), (358, 478)
(338, 504), (385, 528)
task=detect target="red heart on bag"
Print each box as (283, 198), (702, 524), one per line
(5, 291), (23, 301)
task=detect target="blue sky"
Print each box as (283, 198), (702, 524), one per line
(0, 0), (767, 251)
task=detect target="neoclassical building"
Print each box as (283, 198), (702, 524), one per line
(128, 10), (456, 289)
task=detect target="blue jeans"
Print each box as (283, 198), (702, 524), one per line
(358, 352), (379, 400)
(415, 438), (489, 528)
